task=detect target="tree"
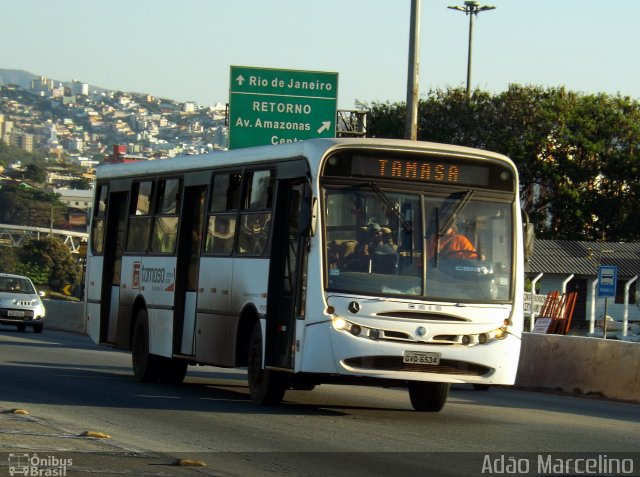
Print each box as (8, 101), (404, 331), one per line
(23, 163), (46, 183)
(536, 91), (640, 241)
(0, 246), (18, 273)
(0, 182), (67, 228)
(366, 101), (405, 139)
(420, 87), (497, 149)
(68, 177), (93, 190)
(18, 237), (82, 291)
(0, 140), (43, 166)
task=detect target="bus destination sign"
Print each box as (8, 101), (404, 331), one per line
(352, 156), (491, 187)
(229, 66), (338, 150)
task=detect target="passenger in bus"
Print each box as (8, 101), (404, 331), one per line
(206, 217), (235, 255)
(366, 223), (395, 256)
(345, 223), (396, 273)
(369, 223), (398, 274)
(238, 213), (270, 255)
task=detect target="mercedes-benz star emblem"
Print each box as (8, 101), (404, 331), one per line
(348, 301), (360, 314)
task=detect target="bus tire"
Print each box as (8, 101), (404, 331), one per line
(132, 309), (163, 383)
(247, 322), (286, 405)
(408, 382), (450, 412)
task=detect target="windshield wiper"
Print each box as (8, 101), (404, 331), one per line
(437, 190), (474, 236)
(367, 182), (413, 233)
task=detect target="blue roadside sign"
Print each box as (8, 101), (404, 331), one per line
(597, 265), (617, 297)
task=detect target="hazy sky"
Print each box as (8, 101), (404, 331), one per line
(2, 0), (637, 109)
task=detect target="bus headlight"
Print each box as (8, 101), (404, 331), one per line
(332, 316), (378, 340)
(447, 326), (510, 346)
(333, 317), (348, 331)
(494, 327), (507, 340)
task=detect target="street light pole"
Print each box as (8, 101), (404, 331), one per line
(405, 0), (421, 140)
(466, 7), (475, 97)
(447, 1), (495, 97)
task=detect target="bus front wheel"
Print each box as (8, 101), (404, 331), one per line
(408, 382), (450, 412)
(247, 322), (286, 405)
(132, 309), (163, 382)
(161, 359), (188, 385)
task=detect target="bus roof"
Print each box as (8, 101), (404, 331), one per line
(94, 138), (514, 181)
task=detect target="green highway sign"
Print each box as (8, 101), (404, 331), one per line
(228, 66), (338, 150)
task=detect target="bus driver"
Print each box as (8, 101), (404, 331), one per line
(437, 224), (478, 259)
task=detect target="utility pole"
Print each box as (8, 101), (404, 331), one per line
(404, 0), (421, 140)
(447, 1), (495, 97)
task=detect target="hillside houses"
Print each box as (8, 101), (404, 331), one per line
(0, 77), (229, 163)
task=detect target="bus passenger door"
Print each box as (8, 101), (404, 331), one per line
(266, 180), (308, 370)
(174, 186), (206, 356)
(100, 192), (127, 344)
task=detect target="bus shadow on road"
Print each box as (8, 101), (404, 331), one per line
(0, 361), (364, 417)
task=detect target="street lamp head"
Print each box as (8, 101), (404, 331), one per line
(449, 2), (496, 15)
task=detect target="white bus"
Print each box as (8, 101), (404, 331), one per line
(85, 138), (531, 412)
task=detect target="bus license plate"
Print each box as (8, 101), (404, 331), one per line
(403, 351), (441, 365)
(8, 310), (25, 317)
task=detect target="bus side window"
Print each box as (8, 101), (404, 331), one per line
(150, 178), (181, 254)
(238, 170), (273, 256)
(91, 185), (108, 254)
(205, 172), (241, 255)
(126, 180), (154, 253)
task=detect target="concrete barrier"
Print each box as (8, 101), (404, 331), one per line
(42, 299), (85, 334)
(516, 333), (640, 402)
(42, 302), (639, 402)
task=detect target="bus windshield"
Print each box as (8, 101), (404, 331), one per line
(324, 187), (513, 302)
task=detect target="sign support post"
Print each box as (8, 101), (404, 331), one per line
(597, 265), (617, 339)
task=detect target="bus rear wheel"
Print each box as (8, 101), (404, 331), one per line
(408, 382), (450, 412)
(247, 322), (286, 405)
(132, 309), (163, 382)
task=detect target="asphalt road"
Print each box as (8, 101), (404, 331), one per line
(1, 327), (639, 477)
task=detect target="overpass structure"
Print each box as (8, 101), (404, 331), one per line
(0, 223), (88, 254)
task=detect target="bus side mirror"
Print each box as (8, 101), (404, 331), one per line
(309, 197), (317, 237)
(298, 180), (317, 237)
(299, 197), (317, 237)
